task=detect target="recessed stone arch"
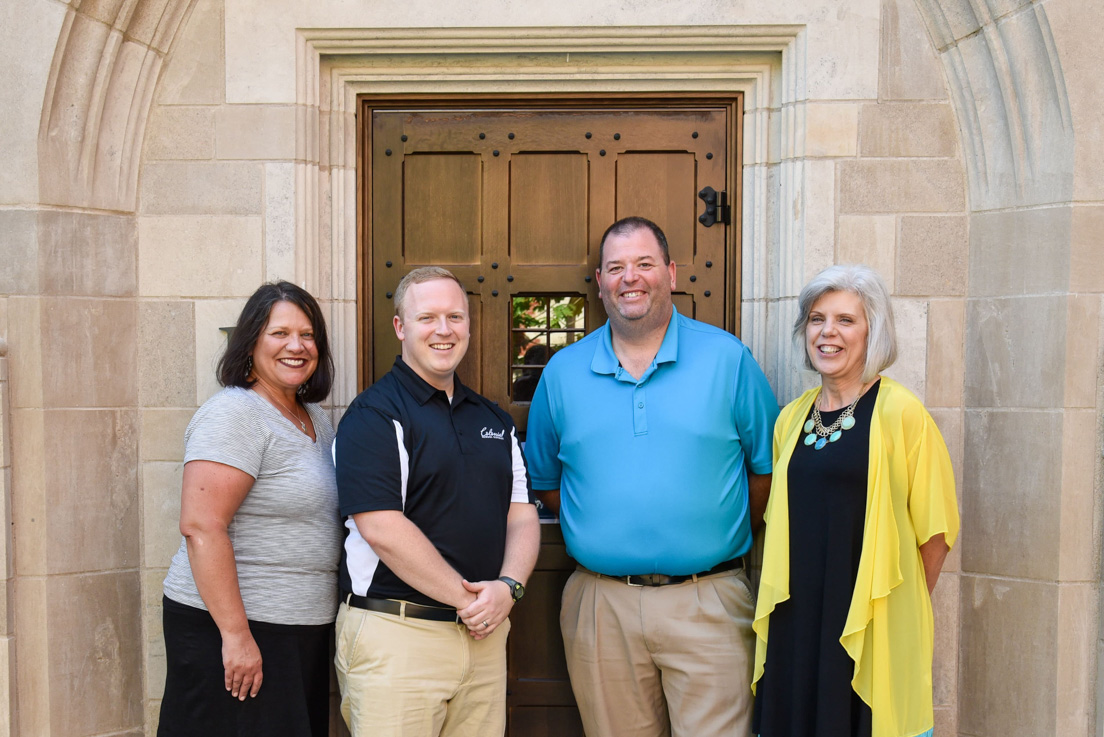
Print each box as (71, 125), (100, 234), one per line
(913, 0), (1074, 210)
(39, 0), (195, 210)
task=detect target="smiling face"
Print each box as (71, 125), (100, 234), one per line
(597, 226), (677, 335)
(250, 300), (319, 397)
(806, 289), (869, 391)
(394, 277), (471, 393)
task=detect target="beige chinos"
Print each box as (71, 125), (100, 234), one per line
(335, 601), (511, 737)
(560, 568), (756, 737)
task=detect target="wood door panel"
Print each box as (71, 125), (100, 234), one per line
(507, 707), (585, 737)
(371, 113), (405, 306)
(508, 567), (573, 681)
(672, 293), (696, 320)
(615, 153), (698, 263)
(505, 270), (596, 294)
(402, 154), (483, 265)
(510, 153), (590, 266)
(459, 294), (483, 390)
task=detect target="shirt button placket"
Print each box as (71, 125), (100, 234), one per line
(453, 412), (470, 454)
(633, 384), (647, 435)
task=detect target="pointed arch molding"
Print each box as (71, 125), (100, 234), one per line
(38, 0), (197, 210)
(912, 0), (1073, 209)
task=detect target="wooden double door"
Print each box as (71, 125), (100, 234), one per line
(360, 98), (741, 735)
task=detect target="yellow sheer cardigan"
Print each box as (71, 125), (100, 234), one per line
(752, 377), (960, 737)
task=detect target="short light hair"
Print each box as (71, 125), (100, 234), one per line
(393, 266), (466, 319)
(793, 264), (897, 383)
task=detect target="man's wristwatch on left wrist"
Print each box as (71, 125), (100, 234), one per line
(498, 576), (525, 602)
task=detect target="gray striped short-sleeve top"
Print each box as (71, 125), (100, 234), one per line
(162, 387), (342, 625)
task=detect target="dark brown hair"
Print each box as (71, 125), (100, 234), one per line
(598, 216), (671, 268)
(217, 281), (334, 403)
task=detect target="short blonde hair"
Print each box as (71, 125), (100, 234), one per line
(793, 264), (897, 383)
(393, 267), (466, 319)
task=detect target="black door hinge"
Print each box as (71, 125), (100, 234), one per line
(698, 186), (730, 227)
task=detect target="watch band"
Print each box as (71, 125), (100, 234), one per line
(498, 576), (525, 602)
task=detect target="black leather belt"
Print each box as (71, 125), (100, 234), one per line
(584, 557), (746, 587)
(345, 593), (461, 623)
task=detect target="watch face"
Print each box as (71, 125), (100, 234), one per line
(501, 577), (524, 601)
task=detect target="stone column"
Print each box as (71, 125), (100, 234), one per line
(0, 340), (14, 737)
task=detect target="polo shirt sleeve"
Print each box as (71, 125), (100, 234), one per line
(334, 405), (406, 517)
(731, 347), (779, 476)
(523, 373), (562, 491)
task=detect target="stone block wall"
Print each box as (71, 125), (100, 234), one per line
(5, 234), (146, 737)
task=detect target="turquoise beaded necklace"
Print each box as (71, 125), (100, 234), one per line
(802, 393), (860, 451)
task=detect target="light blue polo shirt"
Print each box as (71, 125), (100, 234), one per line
(526, 307), (779, 576)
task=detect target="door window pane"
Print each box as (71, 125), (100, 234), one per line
(511, 295), (586, 402)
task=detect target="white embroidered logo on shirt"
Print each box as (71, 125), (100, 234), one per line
(481, 427), (506, 440)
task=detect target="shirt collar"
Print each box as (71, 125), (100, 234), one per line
(392, 356), (473, 406)
(590, 305), (681, 378)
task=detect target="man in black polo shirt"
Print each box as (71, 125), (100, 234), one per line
(333, 266), (540, 737)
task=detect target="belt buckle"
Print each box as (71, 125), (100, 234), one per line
(625, 575), (644, 587)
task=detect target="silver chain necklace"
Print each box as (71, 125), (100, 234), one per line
(257, 384), (308, 433)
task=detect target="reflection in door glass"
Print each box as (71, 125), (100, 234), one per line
(511, 295), (586, 402)
(512, 331), (545, 365)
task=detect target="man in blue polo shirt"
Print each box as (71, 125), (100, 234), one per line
(334, 267), (540, 737)
(526, 217), (778, 737)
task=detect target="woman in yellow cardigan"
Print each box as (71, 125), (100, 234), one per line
(752, 264), (959, 737)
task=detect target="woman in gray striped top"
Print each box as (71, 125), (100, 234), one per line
(159, 282), (341, 737)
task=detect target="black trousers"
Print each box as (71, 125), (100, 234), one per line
(158, 597), (332, 737)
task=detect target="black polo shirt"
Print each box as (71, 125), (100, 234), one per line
(335, 357), (533, 607)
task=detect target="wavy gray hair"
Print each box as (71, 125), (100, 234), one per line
(793, 264), (897, 383)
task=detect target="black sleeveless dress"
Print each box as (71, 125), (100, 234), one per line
(753, 380), (881, 737)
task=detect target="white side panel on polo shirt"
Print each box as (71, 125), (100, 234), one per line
(509, 429), (529, 504)
(342, 419), (410, 596)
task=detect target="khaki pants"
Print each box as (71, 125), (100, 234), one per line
(561, 568), (756, 737)
(335, 601), (510, 737)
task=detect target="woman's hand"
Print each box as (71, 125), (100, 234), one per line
(222, 628), (264, 699)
